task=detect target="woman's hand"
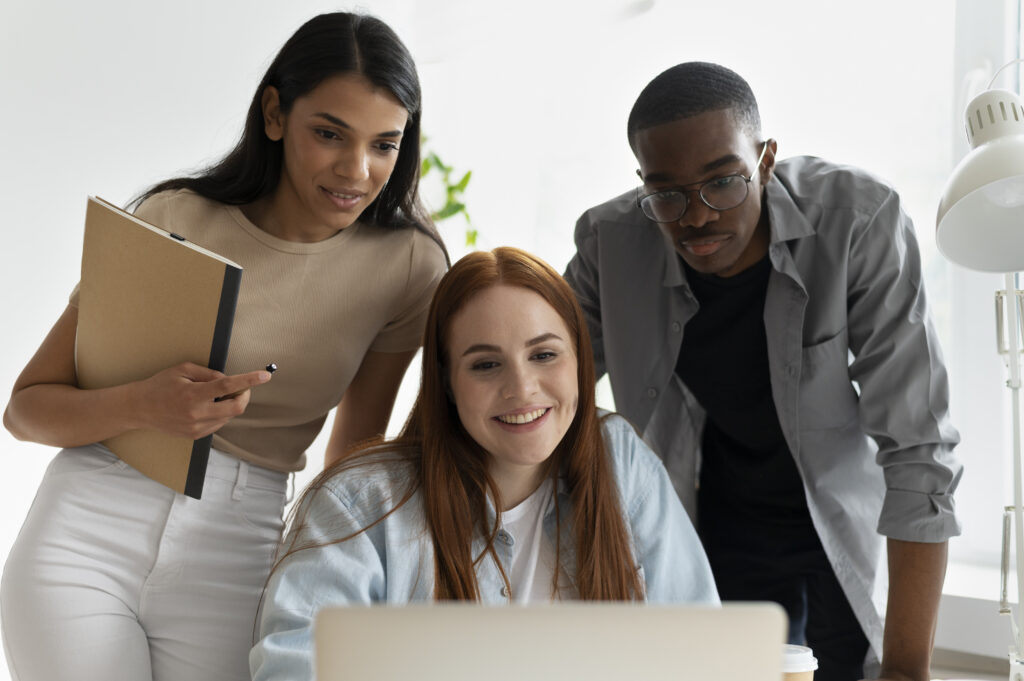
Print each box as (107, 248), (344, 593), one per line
(131, 363), (273, 439)
(4, 305), (271, 447)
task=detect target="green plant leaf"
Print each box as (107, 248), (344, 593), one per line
(435, 202), (466, 219)
(453, 170), (472, 192)
(465, 228), (478, 248)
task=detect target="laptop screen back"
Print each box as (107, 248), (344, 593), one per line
(315, 602), (786, 681)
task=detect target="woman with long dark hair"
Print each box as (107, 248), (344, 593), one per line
(1, 13), (446, 681)
(250, 247), (717, 680)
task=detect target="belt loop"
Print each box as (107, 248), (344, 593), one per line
(285, 472), (296, 505)
(232, 460), (249, 501)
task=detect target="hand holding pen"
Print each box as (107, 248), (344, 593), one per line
(131, 362), (276, 440)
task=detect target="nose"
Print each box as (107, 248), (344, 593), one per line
(678, 195), (719, 229)
(501, 362), (538, 400)
(334, 147), (370, 182)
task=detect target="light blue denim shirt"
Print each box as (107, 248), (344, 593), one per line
(564, 155), (963, 669)
(250, 414), (718, 681)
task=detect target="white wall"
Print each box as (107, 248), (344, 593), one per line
(0, 0), (979, 676)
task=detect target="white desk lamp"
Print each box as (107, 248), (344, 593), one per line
(937, 59), (1024, 680)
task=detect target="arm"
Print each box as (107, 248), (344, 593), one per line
(563, 213), (607, 379)
(843, 188), (960, 671)
(250, 483), (388, 681)
(3, 304), (271, 447)
(324, 349), (417, 468)
(605, 416), (718, 604)
(876, 539), (947, 681)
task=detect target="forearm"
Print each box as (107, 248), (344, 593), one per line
(4, 381), (143, 448)
(324, 349), (415, 469)
(879, 538), (947, 681)
(325, 409), (388, 468)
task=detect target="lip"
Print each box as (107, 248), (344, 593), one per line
(320, 186), (365, 210)
(681, 234), (731, 257)
(492, 407), (552, 433)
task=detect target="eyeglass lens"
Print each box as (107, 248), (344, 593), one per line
(641, 175), (749, 222)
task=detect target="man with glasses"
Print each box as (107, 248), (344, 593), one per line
(564, 62), (960, 681)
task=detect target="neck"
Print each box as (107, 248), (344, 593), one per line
(491, 464), (547, 511)
(241, 194), (342, 243)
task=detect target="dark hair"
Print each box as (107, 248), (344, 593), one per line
(134, 12), (444, 252)
(627, 61), (761, 147)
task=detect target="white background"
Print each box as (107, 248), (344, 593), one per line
(0, 0), (1011, 674)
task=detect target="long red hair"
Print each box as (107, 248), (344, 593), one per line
(277, 247), (642, 601)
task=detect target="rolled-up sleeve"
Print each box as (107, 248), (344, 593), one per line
(845, 188), (962, 542)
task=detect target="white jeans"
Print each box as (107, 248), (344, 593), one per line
(1, 443), (288, 681)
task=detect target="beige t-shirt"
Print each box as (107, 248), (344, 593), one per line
(70, 189), (447, 472)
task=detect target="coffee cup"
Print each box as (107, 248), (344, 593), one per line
(782, 644), (817, 681)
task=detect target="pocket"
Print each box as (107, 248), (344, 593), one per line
(46, 443), (124, 479)
(235, 485), (287, 542)
(798, 329), (859, 431)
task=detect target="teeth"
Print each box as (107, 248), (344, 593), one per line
(327, 189), (359, 199)
(497, 408), (547, 425)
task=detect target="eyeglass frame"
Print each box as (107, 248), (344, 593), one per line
(635, 141), (769, 223)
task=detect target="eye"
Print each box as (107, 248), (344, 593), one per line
(375, 141), (400, 153)
(470, 360), (500, 371)
(531, 351), (557, 362)
(709, 175), (740, 189)
(315, 128), (341, 141)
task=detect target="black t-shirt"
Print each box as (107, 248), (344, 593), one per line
(675, 256), (813, 528)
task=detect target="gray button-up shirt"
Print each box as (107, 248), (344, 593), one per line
(564, 155), (962, 662)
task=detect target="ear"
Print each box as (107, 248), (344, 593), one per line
(760, 138), (778, 183)
(261, 86), (285, 142)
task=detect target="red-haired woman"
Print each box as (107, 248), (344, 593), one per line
(250, 247), (718, 679)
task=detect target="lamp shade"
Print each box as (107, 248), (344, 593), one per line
(937, 88), (1024, 272)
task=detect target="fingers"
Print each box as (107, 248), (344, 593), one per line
(174, 362), (227, 382)
(137, 364), (273, 438)
(209, 370), (273, 402)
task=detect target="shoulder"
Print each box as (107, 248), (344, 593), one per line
(309, 448), (419, 522)
(599, 412), (663, 504)
(574, 189), (647, 241)
(773, 156), (898, 218)
(356, 223), (447, 282)
(133, 189), (228, 235)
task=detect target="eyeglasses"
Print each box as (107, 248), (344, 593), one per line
(636, 142), (769, 223)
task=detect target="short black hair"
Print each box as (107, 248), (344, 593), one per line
(627, 62), (761, 147)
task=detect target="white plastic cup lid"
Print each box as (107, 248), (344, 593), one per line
(782, 644), (818, 673)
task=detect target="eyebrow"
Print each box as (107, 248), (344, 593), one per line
(642, 153), (744, 185)
(313, 112), (403, 138)
(460, 332), (564, 357)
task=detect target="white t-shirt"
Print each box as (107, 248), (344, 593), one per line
(500, 479), (559, 603)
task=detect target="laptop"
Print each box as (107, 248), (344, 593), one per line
(315, 602), (787, 681)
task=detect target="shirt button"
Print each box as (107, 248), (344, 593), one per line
(647, 387), (658, 399)
(671, 321), (681, 333)
(500, 585), (510, 598)
(787, 364), (798, 378)
(497, 530), (514, 546)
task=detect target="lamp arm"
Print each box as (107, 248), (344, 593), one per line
(1002, 272), (1024, 659)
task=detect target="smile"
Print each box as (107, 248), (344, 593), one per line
(495, 408), (549, 425)
(325, 188), (361, 199)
